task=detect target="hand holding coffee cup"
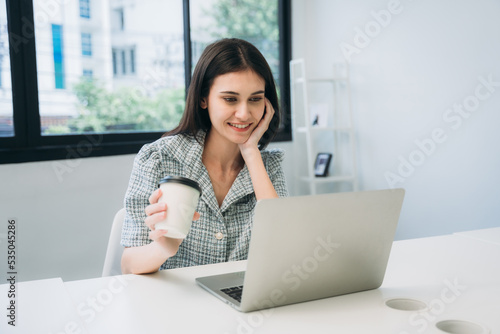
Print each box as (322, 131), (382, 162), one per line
(153, 176), (202, 239)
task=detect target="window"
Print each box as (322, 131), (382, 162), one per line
(111, 8), (124, 31)
(80, 0), (90, 19)
(112, 46), (136, 76)
(190, 0), (280, 83)
(83, 69), (93, 78)
(130, 48), (135, 74)
(121, 50), (126, 74)
(112, 49), (117, 75)
(1, 0), (291, 164)
(81, 33), (92, 56)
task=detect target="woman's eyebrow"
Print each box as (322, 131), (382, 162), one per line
(219, 90), (265, 95)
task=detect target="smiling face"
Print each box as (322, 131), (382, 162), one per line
(201, 70), (266, 146)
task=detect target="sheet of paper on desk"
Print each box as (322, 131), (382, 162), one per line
(0, 277), (88, 334)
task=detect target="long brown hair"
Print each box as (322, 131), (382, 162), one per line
(163, 38), (281, 149)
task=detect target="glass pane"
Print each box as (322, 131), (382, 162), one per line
(33, 0), (185, 135)
(190, 0), (280, 86)
(0, 2), (14, 137)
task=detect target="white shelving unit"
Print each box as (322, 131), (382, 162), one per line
(290, 59), (358, 195)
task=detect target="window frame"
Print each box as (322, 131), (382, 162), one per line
(0, 0), (292, 164)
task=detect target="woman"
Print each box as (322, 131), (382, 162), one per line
(121, 38), (288, 274)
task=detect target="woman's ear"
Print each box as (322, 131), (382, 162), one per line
(200, 97), (207, 109)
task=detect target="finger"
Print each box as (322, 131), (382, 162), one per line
(145, 202), (167, 217)
(257, 99), (274, 131)
(144, 211), (166, 230)
(149, 229), (168, 241)
(265, 98), (275, 118)
(258, 110), (272, 132)
(148, 188), (163, 204)
(193, 211), (201, 221)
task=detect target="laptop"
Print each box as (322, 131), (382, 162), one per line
(195, 188), (405, 312)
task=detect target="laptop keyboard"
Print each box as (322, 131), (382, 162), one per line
(221, 285), (243, 302)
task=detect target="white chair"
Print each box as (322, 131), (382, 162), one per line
(102, 208), (126, 277)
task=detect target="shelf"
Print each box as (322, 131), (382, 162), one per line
(290, 58), (358, 194)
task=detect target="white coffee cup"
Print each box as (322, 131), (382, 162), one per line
(156, 176), (202, 239)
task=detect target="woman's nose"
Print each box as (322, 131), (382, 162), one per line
(234, 103), (251, 119)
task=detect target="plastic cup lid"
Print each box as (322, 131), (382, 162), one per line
(158, 176), (202, 194)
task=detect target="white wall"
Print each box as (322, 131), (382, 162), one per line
(291, 0), (500, 239)
(2, 0), (500, 282)
(0, 155), (134, 281)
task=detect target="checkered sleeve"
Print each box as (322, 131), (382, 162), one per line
(121, 142), (163, 247)
(263, 148), (289, 198)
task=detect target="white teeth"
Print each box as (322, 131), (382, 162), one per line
(230, 123), (250, 129)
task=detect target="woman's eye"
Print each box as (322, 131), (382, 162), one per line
(223, 97), (237, 103)
(250, 97), (263, 102)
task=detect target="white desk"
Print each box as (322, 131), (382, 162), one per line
(1, 231), (499, 333)
(381, 234), (500, 334)
(0, 277), (88, 334)
(62, 233), (500, 334)
(454, 226), (500, 246)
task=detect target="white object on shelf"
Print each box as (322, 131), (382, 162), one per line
(290, 58), (358, 195)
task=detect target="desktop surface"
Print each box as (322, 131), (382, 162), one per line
(64, 232), (500, 334)
(1, 229), (499, 334)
